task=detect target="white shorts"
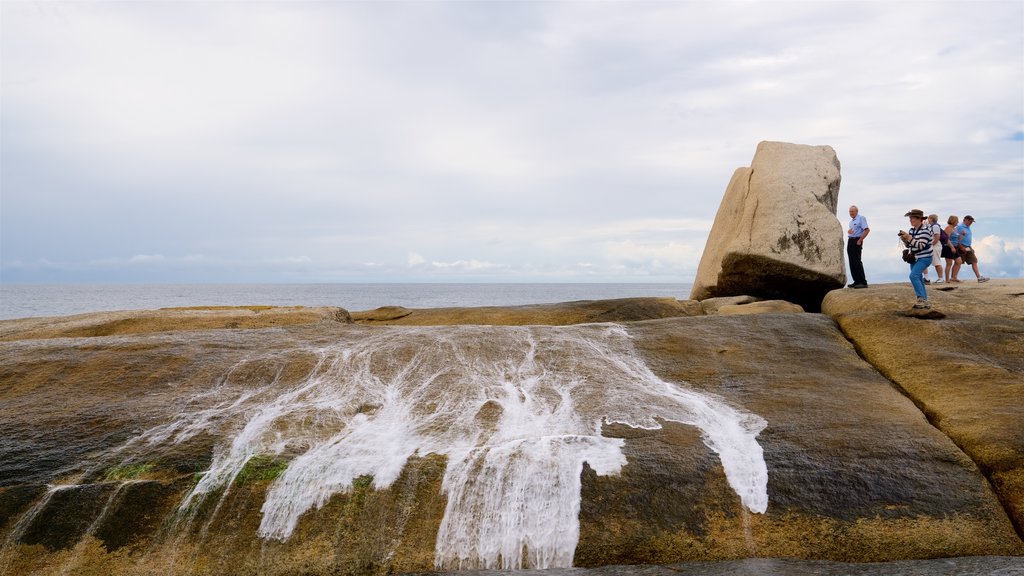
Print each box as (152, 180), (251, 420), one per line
(932, 242), (942, 264)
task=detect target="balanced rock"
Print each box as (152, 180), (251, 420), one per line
(691, 141), (845, 312)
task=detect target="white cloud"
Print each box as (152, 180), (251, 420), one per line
(129, 254), (165, 264)
(976, 235), (1024, 278)
(428, 259), (500, 272)
(1, 1), (1020, 283)
(602, 240), (701, 272)
(407, 252), (426, 267)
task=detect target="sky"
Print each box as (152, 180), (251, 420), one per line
(2, 0), (1022, 284)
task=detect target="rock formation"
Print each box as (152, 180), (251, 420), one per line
(1, 281), (1022, 575)
(822, 280), (1024, 537)
(0, 305), (351, 341)
(350, 297), (703, 325)
(691, 141), (846, 311)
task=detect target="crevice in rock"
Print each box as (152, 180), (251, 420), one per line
(823, 313), (1024, 542)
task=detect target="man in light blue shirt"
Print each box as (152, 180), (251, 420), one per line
(846, 205), (870, 288)
(952, 215), (989, 282)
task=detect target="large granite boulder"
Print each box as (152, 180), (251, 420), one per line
(691, 141), (846, 311)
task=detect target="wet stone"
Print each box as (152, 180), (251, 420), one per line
(19, 483), (118, 551)
(93, 478), (193, 552)
(0, 484), (47, 533)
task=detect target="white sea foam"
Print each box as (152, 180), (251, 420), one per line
(137, 324), (767, 569)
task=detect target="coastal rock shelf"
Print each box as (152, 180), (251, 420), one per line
(0, 282), (1022, 575)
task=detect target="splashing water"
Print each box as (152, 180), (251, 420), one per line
(129, 324), (768, 569)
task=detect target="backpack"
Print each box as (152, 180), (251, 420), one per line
(939, 228), (949, 244)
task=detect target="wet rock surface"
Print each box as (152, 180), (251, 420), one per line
(414, 556), (1024, 576)
(0, 285), (1022, 574)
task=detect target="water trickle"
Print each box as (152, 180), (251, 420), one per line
(121, 324), (769, 569)
(56, 480), (139, 576)
(0, 484), (76, 572)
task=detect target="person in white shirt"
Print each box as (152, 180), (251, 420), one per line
(921, 214), (944, 284)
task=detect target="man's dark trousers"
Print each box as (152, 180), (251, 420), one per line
(847, 237), (866, 285)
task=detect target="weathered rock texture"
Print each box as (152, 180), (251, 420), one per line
(0, 284), (1022, 575)
(716, 300), (804, 315)
(0, 306), (351, 342)
(699, 295), (762, 315)
(691, 141), (845, 311)
(351, 297), (704, 326)
(822, 279), (1024, 537)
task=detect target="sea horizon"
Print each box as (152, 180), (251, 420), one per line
(0, 282), (695, 321)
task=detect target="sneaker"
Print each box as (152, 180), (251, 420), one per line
(934, 279), (944, 284)
(978, 277), (989, 283)
(923, 279), (931, 284)
(912, 299), (930, 309)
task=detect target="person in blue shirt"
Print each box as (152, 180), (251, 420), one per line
(951, 215), (989, 283)
(846, 205), (870, 288)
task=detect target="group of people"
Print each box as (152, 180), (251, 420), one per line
(845, 205), (989, 310)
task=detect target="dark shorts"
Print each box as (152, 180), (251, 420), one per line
(960, 247), (978, 265)
(941, 244), (956, 259)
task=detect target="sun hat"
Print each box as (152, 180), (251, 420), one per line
(904, 209), (925, 218)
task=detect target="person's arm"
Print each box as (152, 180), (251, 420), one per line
(857, 227), (869, 245)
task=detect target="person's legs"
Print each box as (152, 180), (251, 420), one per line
(971, 262), (988, 281)
(944, 259), (953, 282)
(962, 249), (987, 281)
(951, 256), (962, 281)
(910, 257), (930, 303)
(847, 238), (865, 285)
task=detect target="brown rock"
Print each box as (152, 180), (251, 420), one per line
(699, 295), (762, 315)
(716, 300), (804, 315)
(691, 141), (845, 311)
(900, 308), (947, 319)
(1, 288), (1021, 573)
(351, 297), (704, 326)
(0, 306), (352, 341)
(350, 306), (414, 322)
(822, 279), (1024, 535)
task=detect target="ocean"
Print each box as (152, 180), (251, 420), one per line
(0, 283), (693, 321)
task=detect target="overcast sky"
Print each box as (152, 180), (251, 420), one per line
(2, 0), (1022, 284)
